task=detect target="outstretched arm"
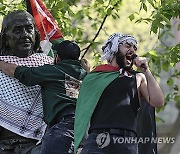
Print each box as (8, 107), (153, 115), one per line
(134, 56), (164, 108)
(0, 60), (49, 86)
(0, 61), (17, 77)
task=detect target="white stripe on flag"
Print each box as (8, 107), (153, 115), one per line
(34, 0), (57, 39)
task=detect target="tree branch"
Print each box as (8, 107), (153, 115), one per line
(81, 14), (108, 59)
(81, 1), (119, 59)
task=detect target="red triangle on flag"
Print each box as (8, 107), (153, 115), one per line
(27, 0), (63, 41)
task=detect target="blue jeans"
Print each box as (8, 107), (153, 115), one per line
(81, 132), (138, 154)
(32, 114), (74, 154)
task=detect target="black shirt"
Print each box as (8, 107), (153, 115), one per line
(90, 73), (140, 133)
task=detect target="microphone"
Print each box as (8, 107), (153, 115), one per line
(131, 54), (137, 61)
(131, 54), (147, 69)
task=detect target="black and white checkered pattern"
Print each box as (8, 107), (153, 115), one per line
(0, 53), (53, 140)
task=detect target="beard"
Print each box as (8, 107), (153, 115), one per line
(115, 51), (132, 70)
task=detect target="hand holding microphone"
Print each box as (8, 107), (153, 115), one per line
(131, 54), (148, 71)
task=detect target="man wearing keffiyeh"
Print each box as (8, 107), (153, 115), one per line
(0, 10), (53, 153)
(74, 32), (164, 154)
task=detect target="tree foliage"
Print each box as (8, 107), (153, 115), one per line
(138, 0), (180, 107)
(0, 0), (179, 107)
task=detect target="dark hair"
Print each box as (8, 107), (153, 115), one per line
(52, 40), (80, 60)
(0, 10), (41, 55)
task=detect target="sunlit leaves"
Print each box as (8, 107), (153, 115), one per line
(149, 50), (158, 56)
(136, 0), (180, 107)
(147, 44), (180, 106)
(137, 0), (179, 34)
(0, 0), (179, 107)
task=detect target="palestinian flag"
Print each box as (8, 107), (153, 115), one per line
(74, 65), (157, 154)
(74, 69), (119, 153)
(26, 0), (64, 56)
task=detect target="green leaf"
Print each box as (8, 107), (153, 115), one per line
(107, 8), (113, 16)
(160, 14), (170, 24)
(162, 61), (169, 72)
(143, 3), (147, 12)
(147, 0), (155, 8)
(174, 85), (179, 91)
(77, 30), (83, 37)
(140, 0), (146, 3)
(0, 5), (6, 10)
(129, 14), (135, 21)
(151, 23), (158, 34)
(158, 23), (164, 29)
(170, 62), (175, 67)
(167, 78), (174, 86)
(97, 0), (104, 4)
(140, 3), (143, 11)
(165, 93), (171, 102)
(149, 50), (158, 57)
(174, 95), (180, 103)
(112, 14), (117, 19)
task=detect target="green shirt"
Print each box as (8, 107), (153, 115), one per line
(14, 60), (86, 126)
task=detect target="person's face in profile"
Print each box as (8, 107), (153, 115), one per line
(5, 13), (36, 58)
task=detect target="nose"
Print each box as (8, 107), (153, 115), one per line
(127, 46), (135, 56)
(21, 28), (28, 37)
(127, 50), (134, 56)
(130, 46), (136, 52)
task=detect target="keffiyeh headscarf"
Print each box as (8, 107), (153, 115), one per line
(101, 32), (138, 62)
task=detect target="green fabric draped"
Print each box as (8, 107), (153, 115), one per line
(74, 71), (119, 153)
